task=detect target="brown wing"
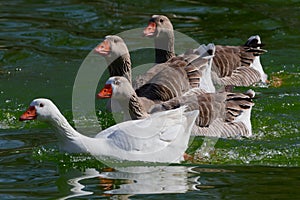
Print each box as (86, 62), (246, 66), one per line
(215, 67), (261, 86)
(192, 120), (251, 138)
(225, 91), (255, 122)
(212, 45), (243, 77)
(212, 42), (267, 86)
(135, 57), (191, 101)
(133, 63), (166, 89)
(159, 88), (226, 127)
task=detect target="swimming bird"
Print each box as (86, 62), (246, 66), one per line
(143, 15), (268, 87)
(94, 35), (216, 98)
(94, 35), (215, 120)
(98, 76), (255, 138)
(19, 98), (198, 163)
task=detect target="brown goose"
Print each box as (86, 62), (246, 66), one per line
(94, 35), (132, 83)
(150, 88), (255, 137)
(98, 76), (152, 120)
(98, 76), (255, 138)
(143, 15), (268, 87)
(94, 35), (216, 102)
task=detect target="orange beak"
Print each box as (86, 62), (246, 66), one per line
(97, 84), (113, 99)
(19, 106), (37, 121)
(94, 40), (111, 56)
(143, 22), (156, 37)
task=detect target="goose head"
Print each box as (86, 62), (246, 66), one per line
(144, 15), (175, 63)
(244, 35), (263, 49)
(98, 76), (150, 120)
(244, 35), (268, 83)
(94, 35), (130, 63)
(97, 76), (135, 100)
(94, 35), (132, 82)
(144, 15), (174, 39)
(19, 98), (62, 122)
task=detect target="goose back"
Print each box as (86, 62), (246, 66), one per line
(152, 88), (226, 127)
(213, 66), (262, 87)
(149, 88), (255, 138)
(135, 57), (191, 101)
(212, 35), (268, 86)
(192, 120), (251, 138)
(134, 43), (216, 96)
(212, 44), (266, 77)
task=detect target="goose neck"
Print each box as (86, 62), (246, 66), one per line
(48, 112), (81, 140)
(154, 33), (175, 63)
(128, 94), (150, 120)
(107, 54), (132, 83)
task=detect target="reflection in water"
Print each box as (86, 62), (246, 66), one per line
(59, 168), (100, 200)
(101, 166), (199, 195)
(59, 165), (225, 199)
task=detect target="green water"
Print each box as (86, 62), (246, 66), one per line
(0, 0), (299, 199)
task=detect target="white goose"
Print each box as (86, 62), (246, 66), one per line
(143, 15), (268, 86)
(98, 76), (255, 138)
(19, 98), (198, 163)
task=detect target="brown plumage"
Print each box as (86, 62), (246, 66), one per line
(135, 57), (191, 101)
(144, 15), (175, 64)
(95, 35), (215, 104)
(144, 15), (268, 87)
(134, 43), (216, 93)
(192, 119), (251, 138)
(107, 55), (132, 84)
(128, 95), (150, 120)
(99, 77), (255, 138)
(95, 35), (132, 83)
(212, 42), (267, 86)
(212, 67), (262, 88)
(154, 88), (254, 128)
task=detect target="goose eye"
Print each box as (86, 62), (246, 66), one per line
(160, 19), (164, 23)
(39, 103), (44, 107)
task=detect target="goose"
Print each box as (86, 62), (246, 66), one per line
(98, 76), (255, 138)
(94, 35), (132, 83)
(95, 37), (216, 121)
(143, 15), (268, 87)
(94, 35), (216, 100)
(19, 98), (198, 163)
(150, 88), (255, 138)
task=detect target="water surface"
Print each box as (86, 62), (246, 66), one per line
(0, 0), (299, 199)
